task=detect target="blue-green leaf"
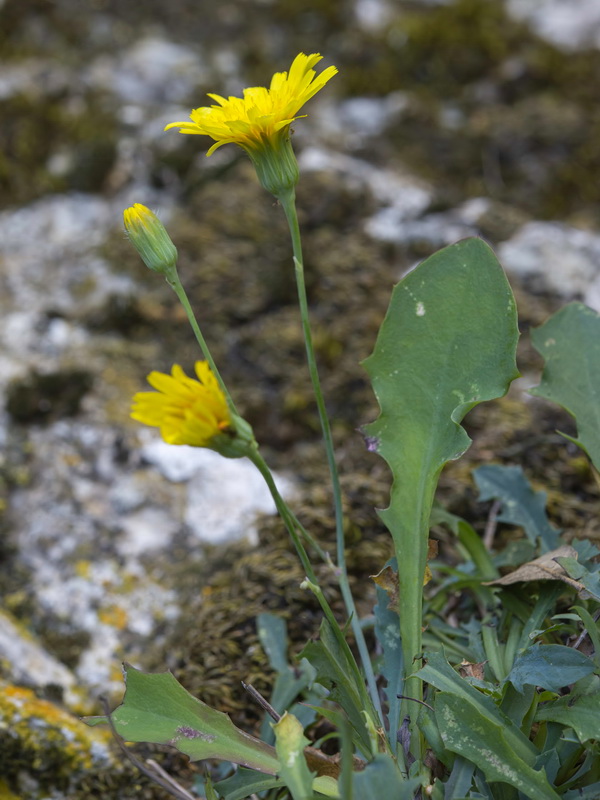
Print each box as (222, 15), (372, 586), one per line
(374, 580), (403, 754)
(529, 302), (600, 471)
(473, 465), (560, 552)
(507, 645), (595, 694)
(215, 768), (284, 800)
(435, 693), (559, 800)
(257, 612), (289, 674)
(363, 238), (519, 703)
(554, 557), (600, 602)
(351, 754), (420, 799)
(536, 691), (600, 743)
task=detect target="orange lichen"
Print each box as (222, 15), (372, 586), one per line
(98, 605), (129, 629)
(0, 682), (112, 781)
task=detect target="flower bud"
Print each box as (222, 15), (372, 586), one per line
(123, 204), (178, 276)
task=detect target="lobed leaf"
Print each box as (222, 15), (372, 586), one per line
(535, 691), (600, 744)
(363, 238), (519, 706)
(473, 464), (560, 552)
(85, 664), (280, 774)
(301, 617), (376, 758)
(529, 302), (600, 471)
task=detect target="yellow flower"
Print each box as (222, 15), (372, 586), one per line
(165, 52), (337, 154)
(164, 52), (338, 197)
(131, 361), (231, 448)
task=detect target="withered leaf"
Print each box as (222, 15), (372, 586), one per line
(458, 659), (487, 681)
(372, 565), (399, 612)
(483, 545), (587, 596)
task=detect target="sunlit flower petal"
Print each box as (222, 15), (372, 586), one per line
(131, 361), (231, 448)
(165, 53), (337, 154)
(164, 52), (338, 197)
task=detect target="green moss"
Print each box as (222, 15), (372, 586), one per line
(0, 91), (117, 209)
(337, 0), (600, 220)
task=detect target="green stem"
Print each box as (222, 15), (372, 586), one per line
(167, 273), (237, 412)
(170, 270), (328, 563)
(278, 188), (384, 728)
(249, 450), (319, 585)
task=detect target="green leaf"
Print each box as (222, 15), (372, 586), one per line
(215, 768), (284, 800)
(554, 557), (600, 602)
(257, 612), (289, 673)
(444, 756), (476, 799)
(507, 645), (595, 694)
(536, 691), (600, 743)
(529, 302), (600, 471)
(563, 783), (600, 800)
(416, 651), (537, 760)
(435, 692), (559, 800)
(204, 772), (219, 800)
(431, 506), (499, 580)
(257, 612), (317, 744)
(351, 754), (420, 799)
(272, 712), (317, 800)
(473, 464), (560, 551)
(573, 605), (600, 667)
(363, 238), (519, 703)
(373, 581), (403, 755)
(301, 617), (375, 758)
(85, 664), (280, 774)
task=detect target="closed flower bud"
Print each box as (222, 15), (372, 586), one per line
(123, 204), (178, 276)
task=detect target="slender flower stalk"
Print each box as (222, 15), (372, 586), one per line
(167, 273), (237, 411)
(123, 204), (236, 412)
(278, 188), (385, 728)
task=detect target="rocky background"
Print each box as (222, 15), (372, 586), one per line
(1, 0), (600, 796)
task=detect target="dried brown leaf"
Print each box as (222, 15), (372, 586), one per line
(458, 659), (486, 681)
(483, 545), (584, 594)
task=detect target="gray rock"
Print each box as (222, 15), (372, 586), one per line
(499, 221), (600, 308)
(141, 438), (295, 545)
(506, 0), (600, 51)
(86, 37), (207, 105)
(0, 610), (79, 705)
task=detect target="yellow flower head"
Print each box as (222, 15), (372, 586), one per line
(164, 52), (338, 197)
(131, 361), (231, 448)
(165, 52), (338, 155)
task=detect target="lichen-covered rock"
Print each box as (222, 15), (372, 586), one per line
(0, 682), (111, 796)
